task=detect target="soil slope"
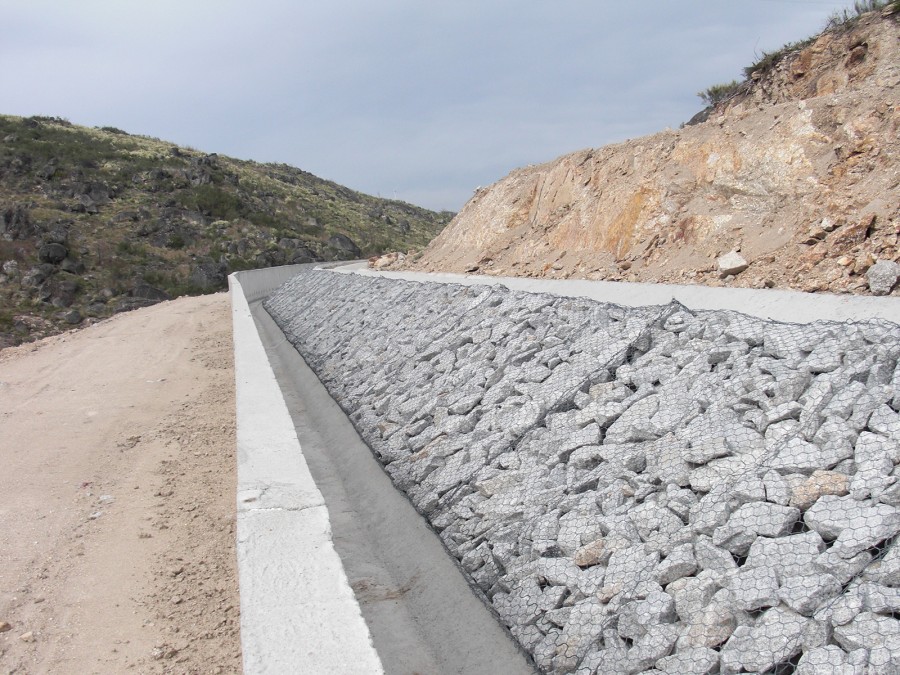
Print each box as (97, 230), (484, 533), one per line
(397, 10), (899, 296)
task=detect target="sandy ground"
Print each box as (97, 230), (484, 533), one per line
(0, 293), (240, 675)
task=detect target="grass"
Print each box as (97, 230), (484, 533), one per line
(697, 80), (744, 107)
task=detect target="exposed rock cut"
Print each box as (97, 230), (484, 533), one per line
(393, 12), (900, 297)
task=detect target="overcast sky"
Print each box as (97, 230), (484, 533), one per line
(1, 0), (860, 212)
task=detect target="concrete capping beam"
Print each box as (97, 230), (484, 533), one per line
(229, 270), (383, 675)
(336, 263), (900, 325)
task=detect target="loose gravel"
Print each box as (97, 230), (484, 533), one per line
(265, 269), (900, 675)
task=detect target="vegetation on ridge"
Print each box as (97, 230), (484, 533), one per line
(0, 114), (453, 347)
(695, 0), (898, 112)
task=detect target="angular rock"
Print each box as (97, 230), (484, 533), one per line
(602, 544), (660, 597)
(804, 495), (900, 558)
(868, 259), (900, 295)
(767, 435), (852, 474)
(656, 646), (719, 674)
(677, 600), (735, 649)
(617, 590), (676, 641)
(790, 469), (851, 510)
(655, 543), (698, 586)
(834, 611), (900, 652)
(778, 572), (842, 616)
(670, 572), (720, 623)
(726, 565), (780, 613)
(720, 606), (808, 674)
(744, 530), (826, 580)
(796, 645), (866, 675)
(718, 251), (749, 277)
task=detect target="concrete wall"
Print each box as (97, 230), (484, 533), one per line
(229, 268), (383, 674)
(340, 263), (900, 325)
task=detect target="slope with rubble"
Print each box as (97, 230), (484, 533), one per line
(396, 9), (899, 297)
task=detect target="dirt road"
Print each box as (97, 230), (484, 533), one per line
(0, 293), (240, 674)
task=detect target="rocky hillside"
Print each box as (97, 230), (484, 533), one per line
(395, 8), (899, 297)
(0, 115), (452, 347)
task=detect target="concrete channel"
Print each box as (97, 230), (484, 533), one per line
(231, 264), (534, 674)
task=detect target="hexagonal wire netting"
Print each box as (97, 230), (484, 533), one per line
(264, 269), (900, 675)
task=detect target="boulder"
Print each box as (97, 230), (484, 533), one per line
(867, 259), (900, 295)
(327, 233), (362, 258)
(718, 251), (749, 277)
(38, 242), (68, 264)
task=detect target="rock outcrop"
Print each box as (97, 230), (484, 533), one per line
(399, 11), (899, 296)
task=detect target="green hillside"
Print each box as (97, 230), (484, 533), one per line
(0, 115), (452, 347)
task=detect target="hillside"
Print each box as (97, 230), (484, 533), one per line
(392, 8), (899, 297)
(0, 116), (452, 347)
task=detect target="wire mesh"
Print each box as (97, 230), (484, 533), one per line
(265, 269), (900, 675)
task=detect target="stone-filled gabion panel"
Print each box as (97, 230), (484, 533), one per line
(264, 269), (900, 675)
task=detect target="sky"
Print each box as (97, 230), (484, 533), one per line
(0, 0), (863, 212)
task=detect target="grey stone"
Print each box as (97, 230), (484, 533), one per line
(815, 549), (874, 586)
(629, 501), (685, 543)
(862, 541), (900, 586)
(804, 495), (900, 558)
(731, 474), (767, 504)
(660, 485), (697, 522)
(861, 582), (900, 615)
(694, 536), (738, 573)
(655, 544), (698, 586)
(689, 485), (736, 535)
(764, 469), (792, 505)
(868, 259), (900, 295)
(529, 557), (583, 588)
(796, 645), (867, 675)
(720, 606), (808, 674)
(554, 599), (612, 670)
(714, 502), (799, 552)
(834, 611), (900, 652)
(557, 510), (603, 557)
(617, 590), (676, 641)
(868, 643), (900, 674)
(779, 572), (842, 616)
(767, 435), (852, 474)
(627, 623), (680, 672)
(744, 530), (826, 580)
(657, 646), (719, 674)
(727, 565), (781, 612)
(682, 436), (730, 464)
(677, 600), (736, 649)
(814, 589), (864, 626)
(869, 404), (900, 441)
(670, 572), (721, 623)
(602, 545), (660, 597)
(718, 251), (749, 277)
(850, 431), (896, 499)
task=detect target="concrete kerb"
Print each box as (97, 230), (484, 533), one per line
(229, 268), (383, 675)
(336, 263), (900, 325)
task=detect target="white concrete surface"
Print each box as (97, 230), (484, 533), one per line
(336, 263), (900, 325)
(230, 271), (383, 675)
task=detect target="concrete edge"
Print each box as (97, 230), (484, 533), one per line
(229, 270), (384, 675)
(334, 262), (900, 325)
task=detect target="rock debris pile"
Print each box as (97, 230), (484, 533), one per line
(265, 270), (900, 675)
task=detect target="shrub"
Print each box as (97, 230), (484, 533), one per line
(697, 80), (744, 107)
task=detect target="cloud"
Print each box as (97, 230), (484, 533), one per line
(0, 0), (858, 210)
